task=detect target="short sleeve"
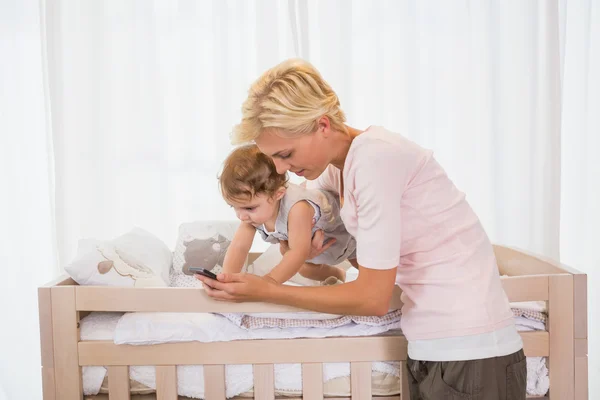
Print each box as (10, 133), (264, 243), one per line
(350, 143), (408, 270)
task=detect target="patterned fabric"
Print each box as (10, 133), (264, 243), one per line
(170, 221), (241, 288)
(512, 308), (547, 323)
(223, 309), (403, 330)
(224, 307), (546, 331)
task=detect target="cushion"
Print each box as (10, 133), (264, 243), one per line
(171, 220), (247, 288)
(64, 228), (171, 287)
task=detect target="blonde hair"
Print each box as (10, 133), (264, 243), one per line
(232, 58), (347, 144)
(219, 144), (288, 202)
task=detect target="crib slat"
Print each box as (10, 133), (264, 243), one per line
(302, 363), (323, 400)
(156, 365), (178, 400)
(204, 364), (226, 400)
(253, 364), (275, 400)
(351, 362), (372, 399)
(108, 366), (130, 400)
(400, 361), (410, 399)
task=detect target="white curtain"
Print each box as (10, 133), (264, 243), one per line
(0, 0), (58, 399)
(559, 0), (600, 389)
(43, 0), (303, 263)
(1, 0), (597, 398)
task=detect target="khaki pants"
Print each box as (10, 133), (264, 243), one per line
(407, 349), (527, 400)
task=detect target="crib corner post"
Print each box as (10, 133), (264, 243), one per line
(50, 285), (83, 399)
(38, 287), (56, 400)
(573, 273), (588, 400)
(548, 274), (575, 399)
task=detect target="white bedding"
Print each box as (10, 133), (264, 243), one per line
(113, 309), (402, 345)
(80, 310), (549, 398)
(81, 312), (401, 397)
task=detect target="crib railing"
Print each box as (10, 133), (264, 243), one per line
(38, 244), (588, 399)
(88, 333), (546, 400)
(98, 343), (408, 400)
(40, 276), (552, 400)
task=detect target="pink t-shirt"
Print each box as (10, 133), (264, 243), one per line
(308, 126), (514, 341)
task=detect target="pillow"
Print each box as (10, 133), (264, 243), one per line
(171, 220), (247, 288)
(64, 228), (172, 287)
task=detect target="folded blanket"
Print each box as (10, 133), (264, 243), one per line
(223, 309), (403, 330)
(510, 300), (547, 313)
(514, 316), (546, 331)
(223, 307), (542, 331)
(511, 308), (546, 323)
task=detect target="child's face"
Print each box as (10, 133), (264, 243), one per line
(228, 190), (284, 226)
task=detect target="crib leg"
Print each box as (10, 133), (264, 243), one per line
(39, 287), (56, 400)
(51, 286), (83, 399)
(548, 275), (575, 399)
(574, 273), (588, 400)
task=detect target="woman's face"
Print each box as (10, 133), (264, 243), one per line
(255, 128), (330, 180)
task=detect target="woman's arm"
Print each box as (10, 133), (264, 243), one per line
(221, 222), (256, 274)
(265, 201), (313, 283)
(197, 264), (397, 316)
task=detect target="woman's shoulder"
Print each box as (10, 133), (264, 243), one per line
(352, 126), (427, 154)
(347, 126), (431, 170)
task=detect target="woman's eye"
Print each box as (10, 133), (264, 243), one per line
(280, 153), (291, 159)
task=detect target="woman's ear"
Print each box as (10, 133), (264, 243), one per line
(317, 116), (331, 137)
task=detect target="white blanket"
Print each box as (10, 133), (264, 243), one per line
(113, 311), (402, 345)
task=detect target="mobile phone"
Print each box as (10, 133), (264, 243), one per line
(188, 267), (218, 280)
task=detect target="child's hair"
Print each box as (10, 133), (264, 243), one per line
(231, 58), (347, 145)
(219, 144), (288, 202)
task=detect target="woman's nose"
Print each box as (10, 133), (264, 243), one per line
(273, 158), (289, 174)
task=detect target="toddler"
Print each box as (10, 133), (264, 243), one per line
(218, 144), (356, 284)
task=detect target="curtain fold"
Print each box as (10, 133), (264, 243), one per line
(299, 1), (563, 257)
(0, 1), (58, 399)
(559, 0), (600, 389)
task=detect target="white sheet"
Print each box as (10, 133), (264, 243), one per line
(113, 311), (402, 345)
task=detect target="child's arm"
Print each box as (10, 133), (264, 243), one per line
(265, 201), (313, 283)
(222, 222), (256, 274)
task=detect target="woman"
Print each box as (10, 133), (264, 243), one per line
(197, 58), (527, 399)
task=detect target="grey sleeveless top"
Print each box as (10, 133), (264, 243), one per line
(256, 183), (356, 265)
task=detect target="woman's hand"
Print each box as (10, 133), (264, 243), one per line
(279, 229), (336, 258)
(195, 272), (278, 302)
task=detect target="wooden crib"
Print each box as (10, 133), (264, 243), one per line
(38, 245), (588, 400)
